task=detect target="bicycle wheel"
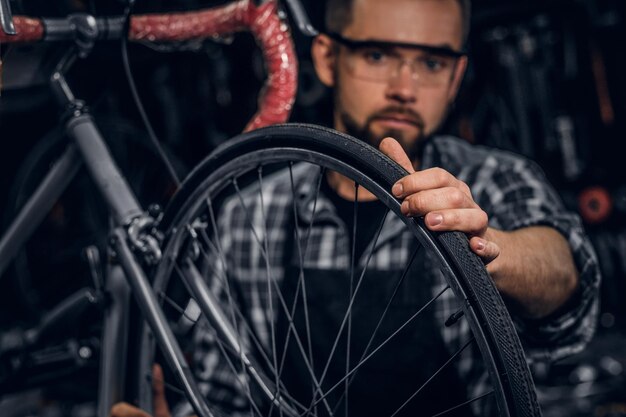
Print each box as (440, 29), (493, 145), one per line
(133, 123), (541, 417)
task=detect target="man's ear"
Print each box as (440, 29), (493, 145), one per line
(311, 34), (337, 88)
(447, 55), (468, 102)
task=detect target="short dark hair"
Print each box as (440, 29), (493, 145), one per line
(325, 0), (471, 45)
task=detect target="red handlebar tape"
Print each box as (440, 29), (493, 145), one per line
(1, 0), (298, 131)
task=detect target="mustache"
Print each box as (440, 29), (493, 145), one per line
(368, 107), (425, 129)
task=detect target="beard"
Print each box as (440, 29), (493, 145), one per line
(338, 104), (427, 162)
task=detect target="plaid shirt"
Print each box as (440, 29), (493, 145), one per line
(174, 135), (600, 417)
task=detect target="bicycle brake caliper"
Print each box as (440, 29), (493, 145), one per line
(126, 215), (163, 265)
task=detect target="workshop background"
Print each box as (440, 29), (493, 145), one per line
(0, 0), (625, 416)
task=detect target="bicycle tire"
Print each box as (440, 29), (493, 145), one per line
(134, 123), (541, 417)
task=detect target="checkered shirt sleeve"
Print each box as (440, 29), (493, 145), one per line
(426, 136), (600, 361)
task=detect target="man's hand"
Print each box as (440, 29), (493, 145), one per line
(379, 136), (580, 319)
(379, 137), (500, 264)
(109, 364), (171, 417)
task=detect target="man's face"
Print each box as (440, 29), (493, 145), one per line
(315, 0), (466, 158)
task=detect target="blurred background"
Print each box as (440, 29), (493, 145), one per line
(0, 0), (625, 416)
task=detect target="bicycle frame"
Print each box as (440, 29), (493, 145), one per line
(0, 0), (317, 416)
(0, 47), (216, 415)
(0, 2), (313, 414)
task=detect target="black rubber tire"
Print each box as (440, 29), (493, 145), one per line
(136, 123), (541, 417)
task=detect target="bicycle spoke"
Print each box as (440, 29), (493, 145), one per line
(266, 279), (335, 416)
(211, 326), (268, 417)
(357, 244), (421, 366)
(232, 175), (282, 364)
(202, 196), (254, 365)
(232, 177), (271, 261)
(344, 183), (359, 417)
(296, 165), (325, 362)
(195, 207), (312, 416)
(202, 197), (270, 417)
(286, 165), (326, 368)
(257, 166), (284, 417)
(312, 209), (389, 398)
(194, 228), (279, 383)
(301, 284), (451, 414)
(157, 281), (264, 416)
(171, 263), (263, 417)
(302, 166), (326, 255)
(271, 275), (308, 417)
(232, 172), (334, 416)
(145, 373), (186, 396)
(208, 326), (310, 416)
(170, 258), (311, 417)
(154, 293), (260, 417)
(390, 337), (476, 417)
(331, 243), (422, 415)
(430, 390), (494, 417)
(295, 165), (326, 417)
(273, 162), (321, 417)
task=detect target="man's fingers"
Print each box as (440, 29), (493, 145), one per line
(392, 168), (464, 198)
(417, 209), (488, 236)
(108, 365), (171, 417)
(469, 236), (500, 264)
(400, 187), (477, 215)
(152, 364), (171, 417)
(379, 137), (415, 174)
(109, 403), (151, 417)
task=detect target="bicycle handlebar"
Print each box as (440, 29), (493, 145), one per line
(0, 0), (298, 132)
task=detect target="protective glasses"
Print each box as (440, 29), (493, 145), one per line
(328, 32), (466, 87)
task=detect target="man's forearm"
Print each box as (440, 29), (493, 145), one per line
(485, 226), (579, 319)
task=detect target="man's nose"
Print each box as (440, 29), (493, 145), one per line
(385, 62), (417, 104)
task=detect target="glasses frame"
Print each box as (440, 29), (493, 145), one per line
(327, 32), (467, 85)
(327, 32), (467, 60)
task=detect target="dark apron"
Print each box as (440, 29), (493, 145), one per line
(274, 248), (467, 417)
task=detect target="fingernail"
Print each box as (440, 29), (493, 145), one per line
(401, 200), (409, 214)
(429, 214), (443, 226)
(392, 182), (403, 196)
(476, 239), (486, 251)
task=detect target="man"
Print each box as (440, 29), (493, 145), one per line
(111, 0), (600, 416)
(313, 0), (588, 320)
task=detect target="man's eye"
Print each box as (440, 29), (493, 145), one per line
(421, 56), (447, 72)
(363, 50), (388, 64)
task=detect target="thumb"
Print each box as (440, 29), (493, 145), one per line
(152, 364), (171, 417)
(379, 137), (415, 174)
